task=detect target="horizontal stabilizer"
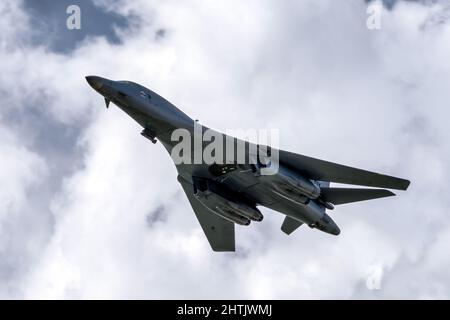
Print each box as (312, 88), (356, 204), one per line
(279, 150), (410, 190)
(320, 187), (395, 205)
(281, 216), (304, 235)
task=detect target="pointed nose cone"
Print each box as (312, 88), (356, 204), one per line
(86, 76), (104, 90)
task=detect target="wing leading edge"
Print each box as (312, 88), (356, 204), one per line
(177, 176), (235, 252)
(278, 150), (410, 190)
(320, 187), (395, 205)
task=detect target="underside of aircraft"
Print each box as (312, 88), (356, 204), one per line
(86, 75), (410, 252)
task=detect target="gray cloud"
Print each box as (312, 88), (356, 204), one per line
(22, 0), (131, 53)
(367, 0), (432, 10)
(146, 204), (168, 227)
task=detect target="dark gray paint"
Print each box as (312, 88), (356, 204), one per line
(86, 76), (410, 251)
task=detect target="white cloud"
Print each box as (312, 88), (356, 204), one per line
(0, 124), (48, 297)
(1, 0), (450, 298)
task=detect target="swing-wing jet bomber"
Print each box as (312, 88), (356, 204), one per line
(86, 75), (410, 252)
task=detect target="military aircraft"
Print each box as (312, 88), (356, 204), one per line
(86, 76), (410, 251)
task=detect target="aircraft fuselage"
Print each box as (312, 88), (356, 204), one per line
(85, 76), (361, 237)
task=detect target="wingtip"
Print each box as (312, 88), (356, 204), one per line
(402, 179), (411, 191)
(393, 178), (410, 191)
(386, 190), (396, 197)
(386, 177), (410, 191)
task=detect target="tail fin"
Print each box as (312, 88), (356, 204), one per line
(281, 216), (303, 235)
(320, 187), (395, 205)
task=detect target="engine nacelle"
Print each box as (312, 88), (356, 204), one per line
(271, 186), (310, 205)
(214, 207), (251, 226)
(193, 178), (263, 225)
(227, 201), (263, 222)
(271, 165), (321, 200)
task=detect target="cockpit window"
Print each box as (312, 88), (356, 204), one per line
(118, 80), (140, 87)
(140, 90), (152, 100)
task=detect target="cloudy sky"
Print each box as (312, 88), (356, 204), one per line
(1, 0), (450, 299)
